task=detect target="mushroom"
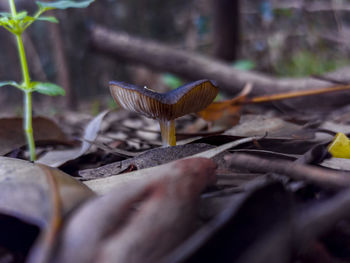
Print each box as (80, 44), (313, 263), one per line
(109, 79), (218, 146)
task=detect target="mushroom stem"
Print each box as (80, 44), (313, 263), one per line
(159, 119), (176, 146)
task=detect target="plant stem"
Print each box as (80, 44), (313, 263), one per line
(9, 0), (36, 161)
(24, 91), (36, 161)
(9, 0), (16, 16)
(15, 35), (31, 87)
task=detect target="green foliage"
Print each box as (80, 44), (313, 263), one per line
(162, 74), (183, 90)
(0, 0), (93, 34)
(36, 0), (95, 10)
(0, 81), (19, 89)
(0, 0), (94, 160)
(36, 16), (59, 23)
(31, 82), (66, 96)
(274, 51), (349, 77)
(232, 60), (256, 71)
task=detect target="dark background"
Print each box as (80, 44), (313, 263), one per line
(0, 0), (349, 113)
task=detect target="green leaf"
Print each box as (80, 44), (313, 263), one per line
(22, 16), (36, 23)
(0, 18), (7, 23)
(0, 81), (19, 88)
(36, 0), (94, 10)
(0, 13), (10, 26)
(0, 12), (11, 18)
(32, 82), (65, 96)
(36, 16), (59, 23)
(14, 11), (28, 20)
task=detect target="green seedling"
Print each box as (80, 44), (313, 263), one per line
(0, 0), (94, 161)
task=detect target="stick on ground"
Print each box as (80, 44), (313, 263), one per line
(225, 153), (350, 189)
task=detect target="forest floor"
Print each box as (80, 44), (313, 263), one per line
(1, 90), (350, 263)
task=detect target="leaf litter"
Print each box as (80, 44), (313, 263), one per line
(3, 87), (350, 262)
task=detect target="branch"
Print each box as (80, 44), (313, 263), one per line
(224, 153), (350, 189)
(89, 25), (350, 106)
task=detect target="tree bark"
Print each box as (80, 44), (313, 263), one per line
(212, 0), (240, 61)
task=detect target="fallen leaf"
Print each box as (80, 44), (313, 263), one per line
(26, 164), (63, 263)
(81, 137), (254, 181)
(79, 143), (231, 179)
(0, 117), (68, 155)
(52, 157), (216, 263)
(328, 132), (350, 158)
(320, 158), (350, 170)
(37, 110), (110, 167)
(224, 114), (314, 139)
(84, 156), (216, 195)
(162, 182), (292, 263)
(0, 157), (94, 226)
(198, 83), (252, 128)
(320, 121), (350, 135)
(198, 83), (350, 130)
(192, 135), (318, 155)
(0, 157), (94, 262)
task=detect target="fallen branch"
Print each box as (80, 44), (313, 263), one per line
(90, 24), (350, 105)
(224, 153), (350, 189)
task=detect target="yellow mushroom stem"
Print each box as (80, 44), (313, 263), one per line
(159, 119), (176, 146)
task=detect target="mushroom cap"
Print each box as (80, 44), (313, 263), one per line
(109, 79), (219, 120)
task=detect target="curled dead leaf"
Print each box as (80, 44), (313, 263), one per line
(37, 110), (110, 167)
(0, 157), (94, 262)
(198, 83), (252, 128)
(52, 157), (216, 263)
(0, 117), (68, 156)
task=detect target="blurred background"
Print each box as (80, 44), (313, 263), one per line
(0, 0), (349, 114)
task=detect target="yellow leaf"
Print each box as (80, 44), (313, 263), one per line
(328, 132), (350, 158)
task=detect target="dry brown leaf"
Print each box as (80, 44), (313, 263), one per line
(84, 156), (216, 195)
(320, 158), (350, 171)
(0, 157), (95, 263)
(0, 157), (94, 226)
(84, 137), (254, 194)
(26, 164), (63, 263)
(162, 182), (291, 263)
(52, 157), (216, 263)
(79, 143), (225, 179)
(0, 117), (68, 155)
(224, 114), (314, 139)
(198, 83), (350, 131)
(197, 83), (252, 127)
(37, 110), (109, 167)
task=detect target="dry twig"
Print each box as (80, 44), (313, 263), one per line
(225, 153), (350, 189)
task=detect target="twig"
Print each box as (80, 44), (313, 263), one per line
(224, 153), (350, 189)
(245, 84), (350, 104)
